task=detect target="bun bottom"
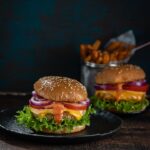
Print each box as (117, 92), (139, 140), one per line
(42, 125), (86, 134)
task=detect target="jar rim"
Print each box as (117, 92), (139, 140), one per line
(84, 61), (120, 68)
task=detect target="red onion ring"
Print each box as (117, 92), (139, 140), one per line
(32, 91), (48, 101)
(29, 97), (53, 106)
(79, 99), (90, 107)
(30, 91), (90, 109)
(95, 80), (147, 90)
(32, 91), (36, 96)
(124, 80), (146, 86)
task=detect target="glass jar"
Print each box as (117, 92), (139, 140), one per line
(80, 61), (119, 96)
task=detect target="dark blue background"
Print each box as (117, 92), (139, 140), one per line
(0, 0), (150, 92)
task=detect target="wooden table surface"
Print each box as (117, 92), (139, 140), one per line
(0, 95), (150, 150)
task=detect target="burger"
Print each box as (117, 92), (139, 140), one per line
(91, 64), (149, 113)
(16, 76), (95, 134)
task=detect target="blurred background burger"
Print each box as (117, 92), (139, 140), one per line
(91, 64), (149, 113)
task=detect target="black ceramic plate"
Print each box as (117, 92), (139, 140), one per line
(0, 107), (122, 144)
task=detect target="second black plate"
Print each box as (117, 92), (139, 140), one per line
(0, 107), (122, 144)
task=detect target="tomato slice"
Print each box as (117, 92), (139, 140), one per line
(63, 102), (88, 110)
(123, 84), (149, 92)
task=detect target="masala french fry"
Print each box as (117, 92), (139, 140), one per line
(84, 55), (92, 62)
(93, 40), (101, 50)
(80, 44), (87, 59)
(80, 40), (134, 64)
(110, 52), (118, 61)
(118, 50), (130, 60)
(95, 51), (103, 64)
(102, 51), (110, 64)
(91, 50), (99, 61)
(87, 44), (94, 50)
(106, 41), (122, 52)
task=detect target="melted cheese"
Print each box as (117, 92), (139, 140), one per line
(66, 109), (85, 120)
(96, 90), (145, 101)
(30, 107), (53, 118)
(30, 107), (84, 120)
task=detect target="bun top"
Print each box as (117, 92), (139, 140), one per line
(96, 64), (145, 84)
(34, 76), (87, 102)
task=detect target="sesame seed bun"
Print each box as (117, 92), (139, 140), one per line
(96, 64), (145, 84)
(34, 76), (87, 102)
(42, 125), (85, 134)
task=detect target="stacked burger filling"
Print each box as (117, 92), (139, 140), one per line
(29, 91), (90, 123)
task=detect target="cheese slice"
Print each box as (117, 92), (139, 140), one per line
(30, 107), (85, 120)
(65, 109), (85, 120)
(96, 90), (145, 101)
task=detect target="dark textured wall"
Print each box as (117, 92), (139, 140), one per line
(0, 0), (150, 92)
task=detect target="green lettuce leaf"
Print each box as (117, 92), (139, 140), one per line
(90, 96), (149, 113)
(16, 105), (96, 133)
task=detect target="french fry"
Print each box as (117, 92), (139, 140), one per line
(106, 41), (122, 52)
(102, 51), (110, 64)
(80, 40), (134, 64)
(110, 52), (117, 61)
(118, 50), (130, 60)
(93, 40), (101, 50)
(87, 44), (94, 50)
(91, 50), (99, 61)
(95, 51), (103, 64)
(80, 44), (87, 59)
(84, 55), (92, 62)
